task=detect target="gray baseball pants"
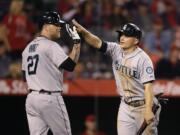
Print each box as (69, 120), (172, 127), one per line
(26, 91), (71, 135)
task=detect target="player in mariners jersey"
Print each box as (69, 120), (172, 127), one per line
(22, 11), (81, 135)
(73, 20), (161, 135)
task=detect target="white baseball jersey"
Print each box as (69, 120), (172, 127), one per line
(105, 42), (155, 102)
(22, 36), (68, 91)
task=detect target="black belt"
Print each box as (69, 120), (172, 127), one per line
(124, 99), (145, 107)
(29, 89), (61, 95)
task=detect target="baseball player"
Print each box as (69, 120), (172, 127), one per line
(73, 20), (161, 135)
(22, 11), (81, 135)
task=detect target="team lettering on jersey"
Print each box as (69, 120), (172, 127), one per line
(29, 44), (39, 53)
(114, 60), (140, 79)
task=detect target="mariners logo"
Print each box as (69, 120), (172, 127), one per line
(146, 67), (153, 74)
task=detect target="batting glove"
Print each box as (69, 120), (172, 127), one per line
(66, 24), (81, 44)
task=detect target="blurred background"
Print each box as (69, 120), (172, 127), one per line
(0, 0), (180, 134)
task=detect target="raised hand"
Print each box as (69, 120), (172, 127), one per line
(65, 23), (81, 44)
(72, 19), (86, 33)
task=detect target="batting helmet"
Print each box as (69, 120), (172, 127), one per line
(116, 23), (142, 40)
(38, 11), (65, 30)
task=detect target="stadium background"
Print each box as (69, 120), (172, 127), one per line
(0, 0), (180, 134)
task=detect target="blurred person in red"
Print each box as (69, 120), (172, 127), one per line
(150, 0), (166, 15)
(2, 0), (35, 58)
(80, 114), (107, 135)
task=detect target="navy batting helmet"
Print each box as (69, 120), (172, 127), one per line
(116, 23), (142, 40)
(38, 11), (65, 30)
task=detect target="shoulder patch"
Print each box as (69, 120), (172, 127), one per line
(146, 67), (153, 74)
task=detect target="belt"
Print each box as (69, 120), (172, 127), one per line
(124, 99), (145, 107)
(29, 89), (62, 95)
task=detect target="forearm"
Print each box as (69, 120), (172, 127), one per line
(144, 83), (154, 111)
(72, 20), (102, 49)
(81, 29), (102, 49)
(69, 43), (81, 63)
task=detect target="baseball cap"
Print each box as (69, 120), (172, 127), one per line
(116, 23), (142, 40)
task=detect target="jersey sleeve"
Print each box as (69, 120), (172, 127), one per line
(105, 42), (119, 58)
(48, 43), (68, 67)
(140, 58), (155, 84)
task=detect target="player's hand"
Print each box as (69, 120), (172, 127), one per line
(65, 24), (81, 44)
(72, 19), (86, 33)
(144, 110), (155, 124)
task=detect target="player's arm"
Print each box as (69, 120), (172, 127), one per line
(65, 24), (81, 63)
(72, 20), (103, 49)
(60, 43), (80, 72)
(69, 43), (80, 63)
(59, 25), (81, 72)
(144, 82), (155, 124)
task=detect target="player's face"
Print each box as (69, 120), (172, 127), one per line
(119, 35), (138, 49)
(48, 24), (61, 39)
